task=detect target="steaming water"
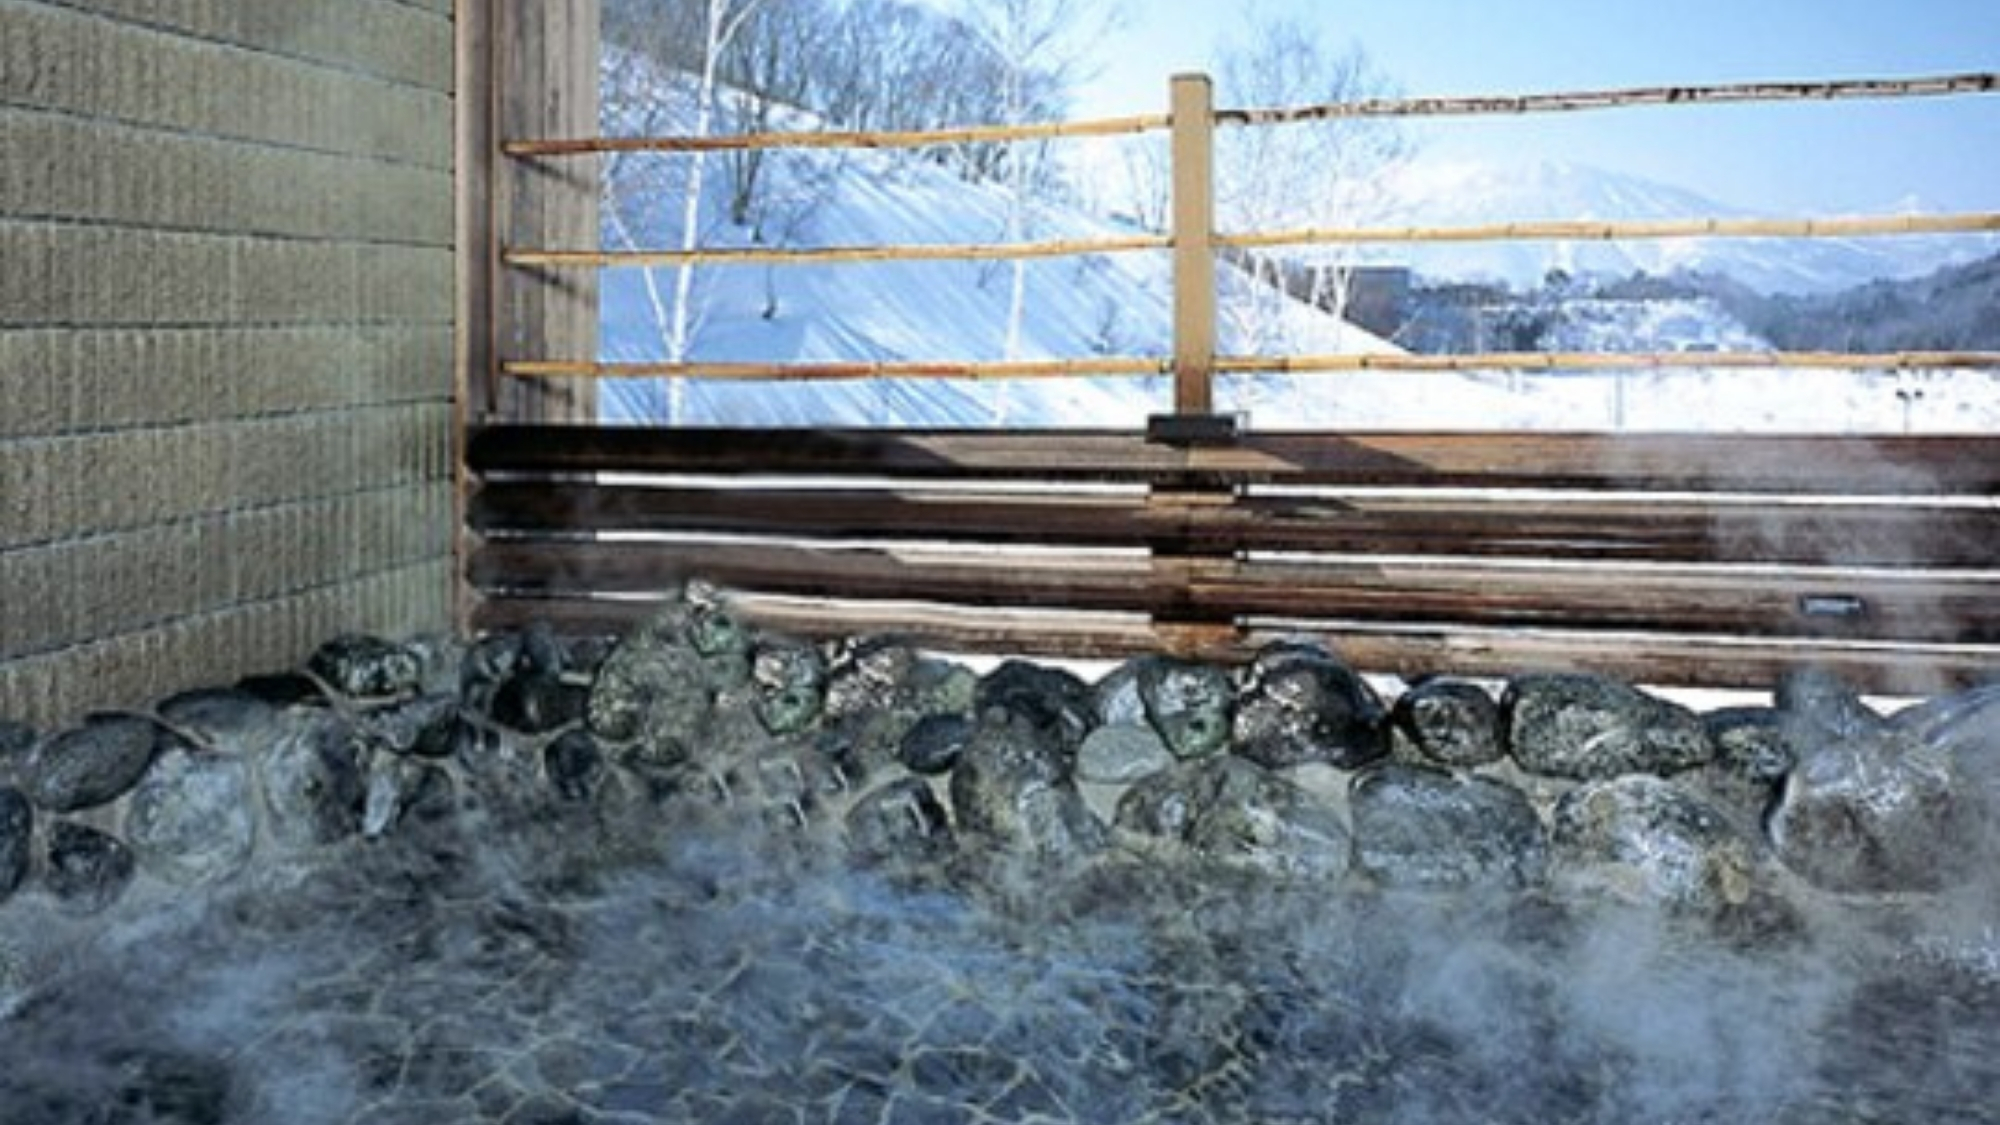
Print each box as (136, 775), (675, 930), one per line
(2, 782), (1997, 1125)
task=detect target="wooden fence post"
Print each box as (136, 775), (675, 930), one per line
(1170, 73), (1216, 416)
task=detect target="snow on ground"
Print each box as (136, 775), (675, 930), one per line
(595, 73), (1999, 433)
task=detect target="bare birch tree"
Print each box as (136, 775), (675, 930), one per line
(1214, 16), (1408, 352)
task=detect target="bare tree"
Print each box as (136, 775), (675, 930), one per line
(953, 0), (1120, 365)
(1214, 15), (1409, 352)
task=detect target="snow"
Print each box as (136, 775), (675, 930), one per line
(595, 70), (1998, 434)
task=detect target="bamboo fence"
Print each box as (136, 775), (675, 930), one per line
(507, 233), (1167, 270)
(1218, 212), (2000, 251)
(502, 356), (1168, 381)
(505, 112), (1168, 157)
(1218, 72), (2000, 126)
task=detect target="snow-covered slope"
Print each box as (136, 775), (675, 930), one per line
(1328, 158), (1997, 295)
(598, 77), (1392, 428)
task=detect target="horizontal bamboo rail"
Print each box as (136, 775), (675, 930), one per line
(502, 356), (1167, 380)
(1213, 351), (2000, 373)
(1218, 71), (2000, 126)
(1218, 211), (2000, 251)
(505, 111), (1170, 158)
(502, 350), (2000, 381)
(506, 233), (1167, 270)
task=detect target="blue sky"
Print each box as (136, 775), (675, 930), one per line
(1073, 0), (2000, 212)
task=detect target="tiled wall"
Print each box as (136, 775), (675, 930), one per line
(0, 0), (458, 724)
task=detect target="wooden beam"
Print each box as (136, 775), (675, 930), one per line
(1219, 211), (2000, 250)
(469, 482), (2000, 568)
(505, 111), (1171, 158)
(505, 233), (1168, 270)
(495, 0), (599, 424)
(1170, 73), (1217, 415)
(468, 426), (2000, 493)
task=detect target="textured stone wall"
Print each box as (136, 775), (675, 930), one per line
(0, 0), (458, 724)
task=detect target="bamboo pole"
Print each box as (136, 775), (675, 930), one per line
(505, 111), (1170, 158)
(1215, 350), (2000, 373)
(506, 233), (1168, 270)
(1219, 71), (1999, 126)
(503, 356), (1170, 381)
(1171, 73), (1218, 415)
(1219, 211), (2000, 250)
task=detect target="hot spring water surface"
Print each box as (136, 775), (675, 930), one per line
(1, 606), (1996, 1125)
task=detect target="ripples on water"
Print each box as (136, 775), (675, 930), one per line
(2, 789), (1997, 1125)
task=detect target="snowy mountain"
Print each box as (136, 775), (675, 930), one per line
(1322, 158), (1997, 295)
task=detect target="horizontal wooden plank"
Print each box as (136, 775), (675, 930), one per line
(467, 540), (2000, 643)
(468, 426), (2000, 493)
(470, 594), (1998, 696)
(471, 482), (2000, 567)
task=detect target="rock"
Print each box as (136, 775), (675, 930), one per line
(1393, 679), (1504, 768)
(683, 581), (754, 691)
(1076, 723), (1174, 784)
(750, 639), (827, 735)
(401, 631), (468, 696)
(899, 714), (974, 776)
(362, 693), (462, 756)
(1893, 683), (2000, 756)
(545, 730), (606, 803)
(0, 788), (29, 902)
(1693, 707), (1799, 833)
(949, 710), (1106, 861)
(975, 660), (1094, 754)
(1349, 764), (1547, 889)
(23, 714), (160, 812)
(157, 688), (280, 749)
(1138, 657), (1234, 760)
(233, 671), (325, 708)
(1775, 667), (1885, 740)
(1767, 726), (1978, 893)
(1092, 660), (1148, 728)
(307, 633), (422, 699)
(125, 746), (256, 884)
(0, 720), (37, 780)
(1117, 757), (1350, 880)
(824, 636), (920, 720)
(1231, 643), (1389, 770)
(846, 777), (955, 865)
(361, 752), (435, 838)
(589, 630), (715, 770)
(490, 672), (587, 735)
(903, 658), (979, 718)
(1504, 673), (1712, 780)
(44, 821), (135, 915)
(1550, 775), (1755, 912)
(255, 711), (367, 848)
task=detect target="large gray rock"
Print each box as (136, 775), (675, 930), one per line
(898, 714), (974, 776)
(1077, 723), (1175, 784)
(1231, 643), (1388, 770)
(1349, 764), (1547, 889)
(1551, 775), (1755, 912)
(1393, 679), (1505, 768)
(1767, 726), (1979, 893)
(846, 777), (955, 866)
(125, 746), (256, 884)
(974, 660), (1094, 754)
(0, 788), (29, 903)
(44, 822), (135, 915)
(1117, 757), (1349, 880)
(24, 715), (160, 812)
(157, 689), (281, 751)
(1505, 673), (1712, 780)
(589, 628), (716, 771)
(307, 633), (422, 699)
(255, 711), (367, 848)
(949, 711), (1106, 862)
(1138, 657), (1234, 760)
(823, 636), (920, 721)
(1692, 707), (1799, 836)
(1775, 667), (1885, 741)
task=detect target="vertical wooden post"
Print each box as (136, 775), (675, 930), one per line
(1169, 73), (1216, 416)
(496, 0), (600, 424)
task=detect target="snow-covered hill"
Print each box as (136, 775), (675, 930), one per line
(1325, 158), (1997, 295)
(598, 75), (1392, 428)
